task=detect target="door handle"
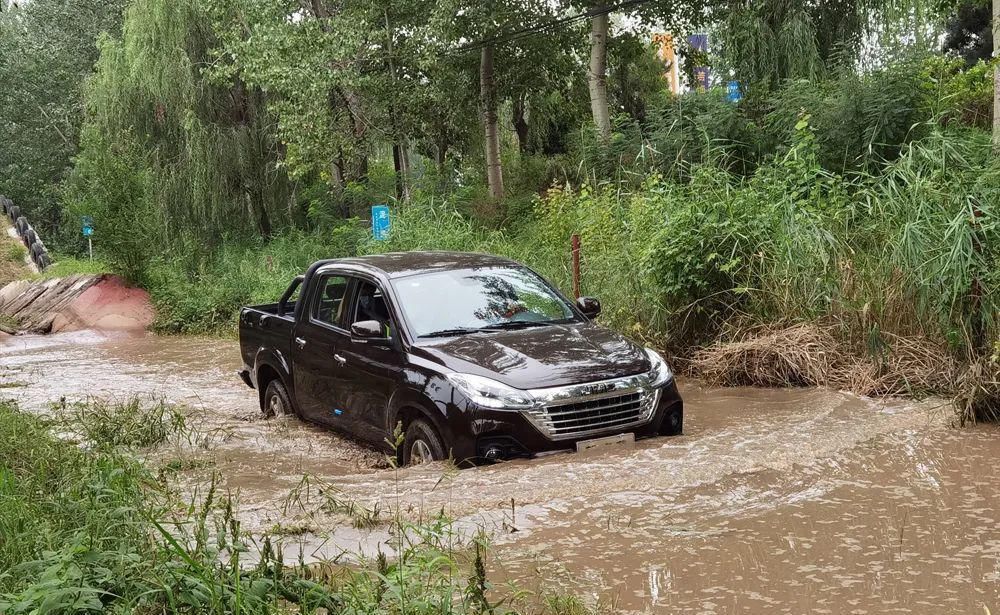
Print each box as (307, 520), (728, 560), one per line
(334, 353), (346, 366)
(295, 336), (307, 349)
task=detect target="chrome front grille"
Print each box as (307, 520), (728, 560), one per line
(523, 375), (660, 441)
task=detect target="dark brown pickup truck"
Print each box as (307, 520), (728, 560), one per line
(238, 251), (683, 466)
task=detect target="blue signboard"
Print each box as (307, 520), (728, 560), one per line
(81, 215), (94, 237)
(726, 81), (743, 103)
(371, 204), (390, 240)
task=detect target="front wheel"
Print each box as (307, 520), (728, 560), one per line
(262, 379), (293, 418)
(661, 405), (683, 436)
(402, 418), (447, 466)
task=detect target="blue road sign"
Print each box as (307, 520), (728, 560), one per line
(81, 215), (95, 237)
(372, 204), (390, 240)
(726, 81), (743, 103)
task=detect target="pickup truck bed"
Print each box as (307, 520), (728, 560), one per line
(238, 301), (296, 387)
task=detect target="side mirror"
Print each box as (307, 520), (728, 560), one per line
(351, 320), (391, 345)
(577, 296), (601, 319)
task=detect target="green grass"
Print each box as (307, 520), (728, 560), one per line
(0, 399), (593, 614)
(34, 253), (111, 279)
(2, 240), (26, 264)
(52, 396), (187, 449)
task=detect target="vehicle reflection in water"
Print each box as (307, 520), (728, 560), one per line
(2, 330), (997, 613)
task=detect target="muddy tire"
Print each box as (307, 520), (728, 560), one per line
(402, 418), (447, 466)
(22, 227), (37, 247)
(262, 379), (293, 418)
(8, 205), (19, 221)
(15, 216), (27, 235)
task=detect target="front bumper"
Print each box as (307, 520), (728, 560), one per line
(448, 379), (683, 463)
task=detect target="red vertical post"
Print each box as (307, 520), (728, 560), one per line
(571, 234), (581, 300)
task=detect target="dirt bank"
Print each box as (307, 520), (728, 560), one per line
(0, 274), (154, 333)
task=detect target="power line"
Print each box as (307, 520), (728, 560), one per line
(444, 0), (665, 56)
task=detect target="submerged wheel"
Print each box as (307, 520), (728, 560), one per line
(661, 405), (683, 436)
(402, 418), (446, 466)
(262, 379), (293, 418)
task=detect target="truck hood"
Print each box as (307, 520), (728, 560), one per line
(412, 322), (651, 389)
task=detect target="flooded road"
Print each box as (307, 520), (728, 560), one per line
(2, 330), (997, 613)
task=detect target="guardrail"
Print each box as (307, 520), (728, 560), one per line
(0, 194), (52, 270)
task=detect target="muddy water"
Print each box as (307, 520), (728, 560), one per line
(2, 330), (997, 613)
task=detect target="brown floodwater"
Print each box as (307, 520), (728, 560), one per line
(1, 330), (997, 613)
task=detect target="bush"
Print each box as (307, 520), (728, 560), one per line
(147, 224), (367, 334)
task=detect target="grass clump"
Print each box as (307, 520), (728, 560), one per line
(34, 254), (110, 279)
(53, 396), (186, 449)
(0, 236), (29, 286)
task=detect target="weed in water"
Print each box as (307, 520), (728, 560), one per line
(52, 395), (187, 449)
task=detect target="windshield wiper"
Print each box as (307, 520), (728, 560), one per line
(420, 327), (484, 338)
(480, 321), (553, 331)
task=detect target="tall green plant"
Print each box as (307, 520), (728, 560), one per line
(71, 0), (294, 281)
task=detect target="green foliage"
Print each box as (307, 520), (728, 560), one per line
(55, 396), (186, 449)
(147, 225), (367, 335)
(0, 0), (126, 239)
(920, 54), (995, 129)
(33, 255), (111, 280)
(0, 399), (590, 614)
(366, 121), (999, 357)
(3, 240), (26, 264)
(68, 0), (295, 282)
(65, 128), (154, 283)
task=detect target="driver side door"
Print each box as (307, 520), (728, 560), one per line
(291, 273), (360, 434)
(337, 278), (406, 446)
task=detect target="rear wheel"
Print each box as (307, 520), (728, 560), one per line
(262, 379), (293, 418)
(402, 418), (447, 466)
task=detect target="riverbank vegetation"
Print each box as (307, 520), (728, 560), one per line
(0, 398), (591, 614)
(1, 0), (998, 417)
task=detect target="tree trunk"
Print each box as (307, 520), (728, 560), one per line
(994, 0), (999, 153)
(588, 8), (612, 141)
(384, 8), (409, 202)
(480, 45), (504, 200)
(513, 93), (530, 153)
(344, 89), (369, 182)
(436, 138), (449, 189)
(246, 191), (271, 238)
(392, 142), (411, 202)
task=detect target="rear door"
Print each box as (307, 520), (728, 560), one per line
(337, 278), (407, 445)
(291, 273), (357, 431)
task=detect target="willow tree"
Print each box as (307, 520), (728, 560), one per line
(717, 0), (952, 95)
(74, 0), (291, 264)
(0, 0), (126, 238)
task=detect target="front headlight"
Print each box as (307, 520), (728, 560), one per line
(645, 348), (674, 387)
(446, 373), (536, 410)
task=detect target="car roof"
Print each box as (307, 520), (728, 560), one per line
(320, 251), (522, 279)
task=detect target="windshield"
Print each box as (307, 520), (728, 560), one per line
(391, 267), (576, 338)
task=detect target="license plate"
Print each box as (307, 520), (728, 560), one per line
(576, 432), (635, 454)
